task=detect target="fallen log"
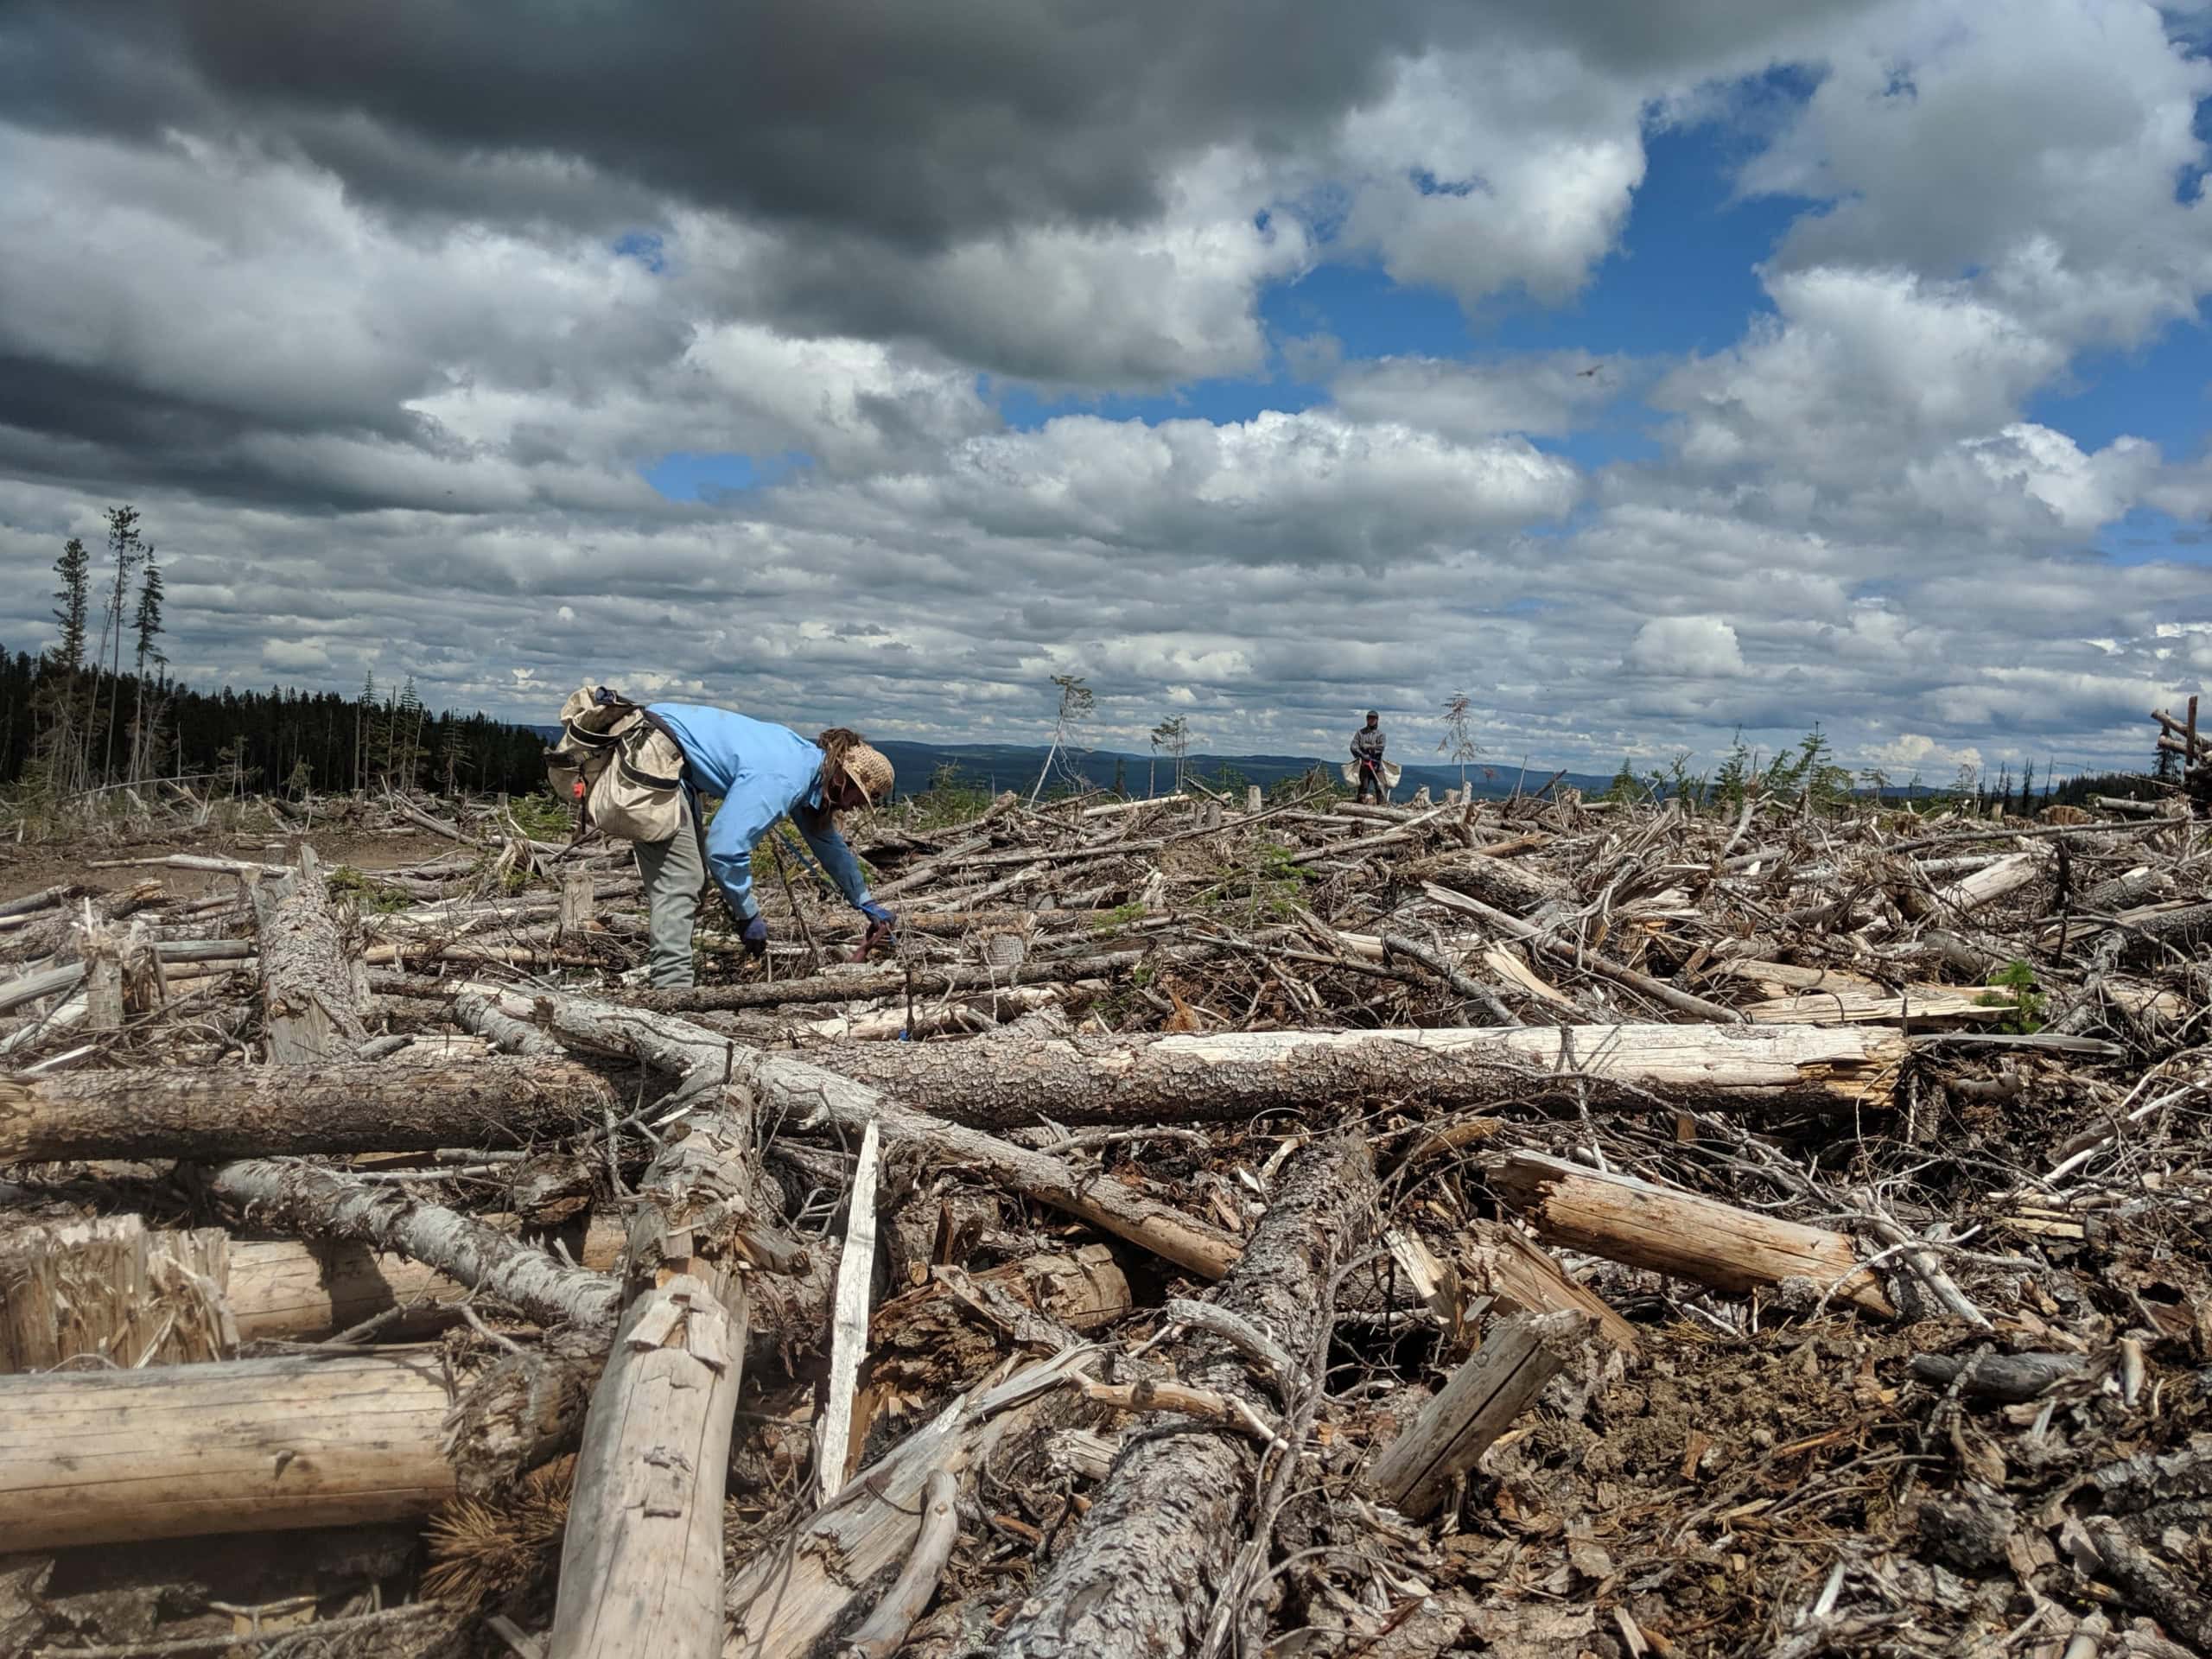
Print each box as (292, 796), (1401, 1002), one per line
(0, 1339), (592, 1551)
(802, 1024), (1908, 1128)
(622, 943), (1229, 1013)
(1485, 1151), (1896, 1316)
(207, 1160), (621, 1333)
(724, 1347), (1096, 1658)
(500, 989), (1244, 1278)
(0, 1057), (619, 1163)
(989, 1140), (1378, 1659)
(547, 1103), (781, 1656)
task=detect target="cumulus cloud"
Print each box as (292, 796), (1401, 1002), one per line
(0, 0), (2205, 781)
(1625, 616), (1746, 677)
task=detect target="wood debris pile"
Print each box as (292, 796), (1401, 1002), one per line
(2, 770), (2208, 1659)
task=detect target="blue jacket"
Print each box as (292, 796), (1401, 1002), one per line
(645, 704), (875, 923)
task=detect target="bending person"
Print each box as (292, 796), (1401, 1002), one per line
(637, 707), (896, 987)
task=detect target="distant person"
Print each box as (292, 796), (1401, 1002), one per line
(638, 709), (897, 988)
(1351, 709), (1389, 804)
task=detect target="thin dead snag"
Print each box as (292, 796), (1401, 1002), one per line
(989, 1139), (1379, 1659)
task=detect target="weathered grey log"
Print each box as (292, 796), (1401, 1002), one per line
(0, 1058), (619, 1163)
(1366, 1309), (1592, 1518)
(1909, 1351), (2094, 1402)
(624, 943), (1225, 1013)
(989, 1140), (1378, 1659)
(724, 1347), (1093, 1658)
(0, 885), (74, 921)
(802, 1024), (1908, 1129)
(454, 990), (568, 1058)
(207, 1160), (620, 1332)
(253, 845), (369, 1061)
(841, 1469), (960, 1659)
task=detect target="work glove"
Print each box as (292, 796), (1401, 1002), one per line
(741, 915), (769, 957)
(859, 900), (896, 928)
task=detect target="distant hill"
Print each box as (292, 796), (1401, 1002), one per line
(531, 726), (1611, 801)
(874, 741), (1614, 801)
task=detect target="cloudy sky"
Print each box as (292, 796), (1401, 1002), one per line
(2, 0), (2209, 782)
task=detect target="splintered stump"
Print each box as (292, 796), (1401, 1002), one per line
(254, 846), (370, 1061)
(1, 1216), (235, 1371)
(0, 1058), (618, 1162)
(1487, 1151), (1896, 1317)
(989, 1140), (1379, 1659)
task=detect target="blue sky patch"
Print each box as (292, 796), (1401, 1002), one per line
(642, 449), (808, 499)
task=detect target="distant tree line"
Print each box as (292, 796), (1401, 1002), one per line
(3, 506), (548, 799)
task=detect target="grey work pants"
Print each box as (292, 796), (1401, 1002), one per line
(635, 792), (711, 988)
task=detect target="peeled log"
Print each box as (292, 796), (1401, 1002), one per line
(0, 1352), (459, 1551)
(809, 1025), (1907, 1130)
(0, 1057), (618, 1163)
(1487, 1151), (1895, 1317)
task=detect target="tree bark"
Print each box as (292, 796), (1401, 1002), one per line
(0, 1057), (619, 1163)
(989, 1140), (1379, 1659)
(253, 846), (369, 1061)
(208, 1160), (621, 1332)
(624, 944), (1223, 1013)
(1486, 1151), (1896, 1316)
(802, 1024), (1907, 1129)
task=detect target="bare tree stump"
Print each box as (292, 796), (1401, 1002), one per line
(560, 871), (597, 939)
(254, 846), (368, 1062)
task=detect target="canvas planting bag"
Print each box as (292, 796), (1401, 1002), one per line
(545, 683), (688, 843)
